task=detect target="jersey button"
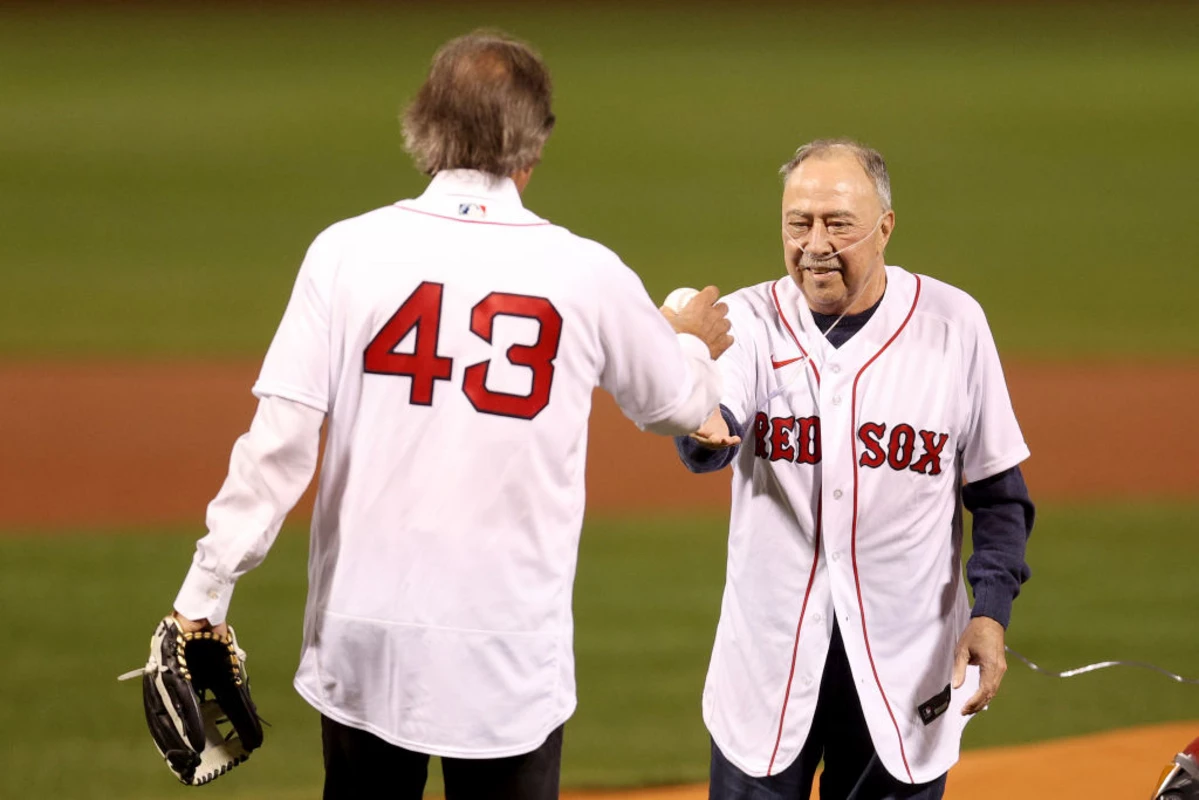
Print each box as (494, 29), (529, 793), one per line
(813, 613), (823, 623)
(831, 551), (841, 562)
(832, 395), (842, 406)
(833, 489), (843, 500)
(830, 364), (841, 374)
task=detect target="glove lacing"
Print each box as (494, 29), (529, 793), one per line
(117, 643), (248, 682)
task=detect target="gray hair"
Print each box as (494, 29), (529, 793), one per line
(779, 138), (892, 211)
(402, 30), (556, 178)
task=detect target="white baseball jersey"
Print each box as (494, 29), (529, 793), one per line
(703, 267), (1029, 783)
(173, 169), (720, 759)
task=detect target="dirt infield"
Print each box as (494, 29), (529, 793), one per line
(559, 721), (1199, 799)
(1, 359), (1196, 528)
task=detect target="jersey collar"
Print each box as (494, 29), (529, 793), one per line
(776, 266), (916, 370)
(396, 169), (548, 226)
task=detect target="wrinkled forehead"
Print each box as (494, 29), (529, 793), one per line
(782, 153), (880, 217)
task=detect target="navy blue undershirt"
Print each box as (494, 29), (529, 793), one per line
(674, 298), (1034, 627)
(809, 295), (883, 347)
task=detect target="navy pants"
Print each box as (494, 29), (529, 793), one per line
(709, 624), (947, 800)
(321, 715), (563, 800)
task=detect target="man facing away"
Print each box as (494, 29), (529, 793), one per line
(166, 31), (733, 799)
(676, 139), (1035, 799)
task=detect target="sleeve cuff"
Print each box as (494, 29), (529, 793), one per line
(174, 561), (237, 625)
(673, 404), (742, 474)
(970, 584), (1013, 629)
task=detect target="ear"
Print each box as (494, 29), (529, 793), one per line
(877, 210), (896, 251)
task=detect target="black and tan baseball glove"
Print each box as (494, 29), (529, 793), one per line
(119, 615), (264, 785)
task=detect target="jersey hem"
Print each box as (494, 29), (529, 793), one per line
(705, 719), (962, 784)
(705, 721), (800, 779)
(294, 677), (576, 760)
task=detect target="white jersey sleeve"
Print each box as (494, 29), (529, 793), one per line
(174, 395), (324, 624)
(251, 229), (338, 412)
(597, 264), (720, 435)
(959, 300), (1030, 482)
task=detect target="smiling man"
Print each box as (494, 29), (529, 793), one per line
(674, 139), (1036, 800)
(782, 149), (891, 318)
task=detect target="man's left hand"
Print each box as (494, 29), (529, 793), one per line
(953, 616), (1007, 715)
(689, 409), (742, 449)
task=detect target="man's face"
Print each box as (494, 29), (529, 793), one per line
(781, 151), (894, 315)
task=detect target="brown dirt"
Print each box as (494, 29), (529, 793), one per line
(1, 360), (1196, 528)
(557, 721), (1199, 799)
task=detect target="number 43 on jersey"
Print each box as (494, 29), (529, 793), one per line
(364, 281), (563, 421)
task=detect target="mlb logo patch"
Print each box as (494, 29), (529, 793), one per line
(457, 203), (487, 219)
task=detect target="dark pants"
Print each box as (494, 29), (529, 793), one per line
(321, 715), (564, 800)
(709, 624), (946, 800)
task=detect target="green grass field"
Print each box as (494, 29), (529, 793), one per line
(2, 3), (1197, 797)
(2, 506), (1197, 798)
(2, 3), (1198, 357)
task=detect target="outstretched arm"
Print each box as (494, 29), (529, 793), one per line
(599, 274), (730, 437)
(639, 286), (733, 436)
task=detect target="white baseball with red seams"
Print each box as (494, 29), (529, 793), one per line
(663, 287), (700, 314)
(702, 267), (1029, 783)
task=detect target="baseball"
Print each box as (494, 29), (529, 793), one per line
(663, 287), (700, 314)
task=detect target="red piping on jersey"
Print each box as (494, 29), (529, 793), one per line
(391, 204), (552, 227)
(770, 280), (820, 384)
(766, 498), (822, 776)
(848, 275), (922, 783)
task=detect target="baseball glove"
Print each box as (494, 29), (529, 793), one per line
(118, 615), (264, 785)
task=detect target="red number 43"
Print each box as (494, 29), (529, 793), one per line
(364, 281), (563, 420)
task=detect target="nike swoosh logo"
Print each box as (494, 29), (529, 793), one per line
(771, 356), (804, 369)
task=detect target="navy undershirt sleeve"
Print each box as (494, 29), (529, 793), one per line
(674, 405), (744, 473)
(963, 465), (1035, 628)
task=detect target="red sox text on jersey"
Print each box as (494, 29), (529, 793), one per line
(752, 415), (950, 475)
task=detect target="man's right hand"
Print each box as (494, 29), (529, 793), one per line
(689, 408), (742, 449)
(660, 285), (733, 360)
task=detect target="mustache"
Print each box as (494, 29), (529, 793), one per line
(798, 252), (844, 271)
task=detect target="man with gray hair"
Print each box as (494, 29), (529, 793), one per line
(158, 30), (733, 799)
(674, 139), (1035, 798)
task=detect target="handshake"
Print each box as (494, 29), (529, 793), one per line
(659, 285), (742, 450)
